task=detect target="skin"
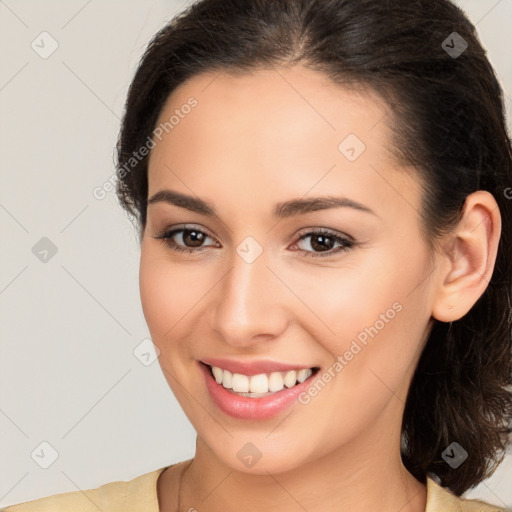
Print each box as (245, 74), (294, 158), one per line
(138, 65), (501, 512)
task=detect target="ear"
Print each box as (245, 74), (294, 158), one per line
(432, 190), (501, 322)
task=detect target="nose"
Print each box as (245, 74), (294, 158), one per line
(209, 247), (289, 348)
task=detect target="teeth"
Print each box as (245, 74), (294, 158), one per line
(209, 365), (314, 395)
(283, 370), (297, 388)
(268, 371), (284, 392)
(222, 369), (233, 389)
(297, 368), (311, 383)
(212, 366), (223, 384)
(249, 374), (268, 393)
(232, 373), (249, 392)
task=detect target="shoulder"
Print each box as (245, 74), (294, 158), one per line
(0, 466), (170, 512)
(426, 476), (511, 512)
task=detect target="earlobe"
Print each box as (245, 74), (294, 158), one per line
(431, 190), (501, 323)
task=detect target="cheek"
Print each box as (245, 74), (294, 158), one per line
(286, 253), (431, 443)
(139, 248), (204, 345)
(300, 246), (431, 390)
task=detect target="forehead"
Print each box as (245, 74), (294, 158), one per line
(147, 65), (421, 222)
(151, 65), (392, 160)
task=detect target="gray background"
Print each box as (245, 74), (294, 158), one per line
(1, 0), (511, 508)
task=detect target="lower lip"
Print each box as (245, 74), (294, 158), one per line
(199, 362), (318, 420)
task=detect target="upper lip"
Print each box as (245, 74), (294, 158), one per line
(200, 358), (317, 376)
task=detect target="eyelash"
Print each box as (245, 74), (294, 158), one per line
(153, 225), (356, 258)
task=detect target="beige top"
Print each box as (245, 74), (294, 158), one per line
(1, 464), (509, 512)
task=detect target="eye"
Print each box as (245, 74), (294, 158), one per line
(291, 228), (356, 258)
(153, 225), (356, 258)
(153, 225), (219, 254)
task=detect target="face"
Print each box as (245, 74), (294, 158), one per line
(140, 65), (440, 474)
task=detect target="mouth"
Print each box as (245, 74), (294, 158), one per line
(205, 362), (320, 397)
(199, 361), (320, 420)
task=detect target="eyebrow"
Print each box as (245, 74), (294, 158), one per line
(147, 189), (378, 219)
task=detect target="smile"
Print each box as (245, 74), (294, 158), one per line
(209, 364), (315, 397)
(199, 361), (320, 420)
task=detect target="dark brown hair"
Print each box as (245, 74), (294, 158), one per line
(115, 0), (512, 495)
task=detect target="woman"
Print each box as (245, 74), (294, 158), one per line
(3, 0), (511, 510)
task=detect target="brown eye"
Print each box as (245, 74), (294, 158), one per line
(293, 229), (356, 258)
(180, 229), (206, 247)
(153, 226), (218, 254)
